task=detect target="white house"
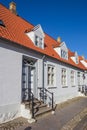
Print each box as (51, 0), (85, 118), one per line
(0, 2), (87, 123)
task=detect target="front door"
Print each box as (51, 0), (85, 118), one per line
(22, 60), (36, 101)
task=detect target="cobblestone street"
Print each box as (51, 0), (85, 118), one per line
(73, 115), (87, 130)
(0, 96), (87, 130)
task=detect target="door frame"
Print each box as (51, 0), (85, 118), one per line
(22, 56), (37, 102)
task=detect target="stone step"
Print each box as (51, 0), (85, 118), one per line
(23, 98), (53, 119)
(35, 106), (52, 119)
(25, 100), (44, 109)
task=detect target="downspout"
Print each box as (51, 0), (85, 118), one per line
(42, 55), (45, 103)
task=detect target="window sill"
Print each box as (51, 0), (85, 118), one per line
(48, 87), (57, 89)
(62, 86), (68, 88)
(72, 86), (76, 87)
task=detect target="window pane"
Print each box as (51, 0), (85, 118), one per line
(47, 65), (55, 86)
(61, 68), (67, 86)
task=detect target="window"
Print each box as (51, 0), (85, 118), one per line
(47, 65), (55, 86)
(61, 50), (67, 59)
(61, 68), (67, 86)
(76, 57), (78, 64)
(77, 72), (80, 85)
(71, 70), (75, 86)
(35, 35), (43, 48)
(77, 72), (81, 91)
(35, 35), (38, 46)
(39, 38), (43, 48)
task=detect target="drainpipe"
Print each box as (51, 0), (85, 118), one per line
(42, 55), (45, 103)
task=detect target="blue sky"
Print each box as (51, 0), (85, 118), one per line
(1, 0), (87, 58)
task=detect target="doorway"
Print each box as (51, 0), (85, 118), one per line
(22, 58), (36, 101)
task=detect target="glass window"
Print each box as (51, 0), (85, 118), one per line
(71, 70), (75, 86)
(61, 68), (67, 86)
(47, 65), (55, 86)
(61, 50), (67, 59)
(35, 35), (43, 48)
(35, 35), (38, 46)
(39, 38), (42, 48)
(77, 72), (80, 85)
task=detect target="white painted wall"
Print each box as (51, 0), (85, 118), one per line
(0, 41), (22, 123)
(0, 39), (44, 123)
(44, 57), (84, 104)
(26, 32), (35, 43)
(0, 38), (86, 123)
(54, 47), (61, 56)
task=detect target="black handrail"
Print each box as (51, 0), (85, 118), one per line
(38, 87), (54, 110)
(30, 92), (34, 118)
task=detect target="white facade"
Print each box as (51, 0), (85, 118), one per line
(0, 39), (43, 123)
(0, 37), (86, 123)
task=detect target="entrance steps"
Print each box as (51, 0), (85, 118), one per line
(22, 98), (53, 120)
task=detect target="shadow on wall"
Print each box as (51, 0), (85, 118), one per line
(25, 127), (32, 130)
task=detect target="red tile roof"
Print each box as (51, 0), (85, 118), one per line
(79, 56), (84, 60)
(0, 3), (87, 70)
(68, 50), (75, 57)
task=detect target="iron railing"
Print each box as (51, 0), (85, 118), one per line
(22, 88), (35, 119)
(29, 92), (35, 118)
(38, 87), (54, 110)
(78, 85), (87, 96)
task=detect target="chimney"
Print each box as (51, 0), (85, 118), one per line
(82, 55), (85, 60)
(57, 37), (61, 43)
(9, 2), (17, 15)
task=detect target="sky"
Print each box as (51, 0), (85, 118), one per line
(1, 0), (87, 58)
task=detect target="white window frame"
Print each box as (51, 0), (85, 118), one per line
(61, 68), (67, 87)
(77, 72), (81, 85)
(61, 49), (67, 59)
(35, 35), (38, 46)
(35, 35), (43, 49)
(71, 70), (75, 86)
(47, 65), (55, 86)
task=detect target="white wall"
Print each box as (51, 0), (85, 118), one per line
(44, 57), (83, 104)
(0, 47), (22, 105)
(0, 39), (43, 123)
(0, 41), (22, 123)
(0, 38), (85, 123)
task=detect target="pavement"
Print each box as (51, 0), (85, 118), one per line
(73, 115), (87, 130)
(0, 96), (87, 130)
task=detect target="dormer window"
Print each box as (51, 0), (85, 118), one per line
(35, 35), (38, 46)
(76, 57), (78, 64)
(61, 49), (68, 59)
(54, 41), (68, 60)
(35, 35), (43, 48)
(70, 52), (79, 64)
(39, 38), (43, 48)
(26, 24), (45, 49)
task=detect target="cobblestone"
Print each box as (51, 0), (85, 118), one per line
(61, 108), (87, 130)
(0, 118), (28, 130)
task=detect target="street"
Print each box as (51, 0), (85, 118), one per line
(0, 97), (87, 130)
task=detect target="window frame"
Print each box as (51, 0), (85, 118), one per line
(47, 65), (55, 87)
(35, 35), (43, 49)
(61, 49), (67, 59)
(71, 70), (75, 87)
(61, 68), (67, 87)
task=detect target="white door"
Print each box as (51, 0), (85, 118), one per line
(22, 64), (35, 101)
